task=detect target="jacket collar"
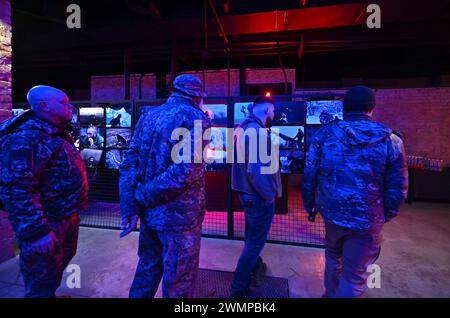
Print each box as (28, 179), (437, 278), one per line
(241, 114), (266, 129)
(167, 92), (203, 112)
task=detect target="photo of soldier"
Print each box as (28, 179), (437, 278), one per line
(79, 148), (103, 168)
(203, 104), (227, 126)
(234, 102), (253, 125)
(106, 106), (132, 128)
(75, 126), (104, 149)
(306, 100), (343, 125)
(105, 149), (124, 169)
(270, 126), (305, 149)
(71, 107), (78, 125)
(272, 101), (306, 125)
(106, 128), (132, 148)
(79, 107), (104, 127)
(279, 150), (305, 173)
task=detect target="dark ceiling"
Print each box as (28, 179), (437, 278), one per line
(10, 0), (450, 100)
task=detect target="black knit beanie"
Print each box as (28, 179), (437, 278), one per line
(344, 85), (375, 113)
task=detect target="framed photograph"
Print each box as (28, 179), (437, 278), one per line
(80, 149), (103, 168)
(79, 107), (104, 127)
(205, 149), (227, 172)
(203, 104), (227, 126)
(206, 127), (229, 150)
(71, 107), (79, 125)
(279, 150), (305, 174)
(105, 149), (125, 169)
(75, 127), (104, 149)
(306, 100), (343, 125)
(106, 105), (132, 128)
(234, 102), (253, 125)
(106, 128), (132, 148)
(273, 101), (306, 125)
(270, 126), (305, 150)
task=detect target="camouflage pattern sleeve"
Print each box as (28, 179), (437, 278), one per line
(302, 132), (324, 213)
(119, 113), (144, 219)
(0, 138), (55, 242)
(383, 134), (408, 222)
(134, 113), (206, 209)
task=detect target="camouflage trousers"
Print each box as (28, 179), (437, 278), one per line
(19, 214), (80, 298)
(324, 221), (382, 298)
(129, 221), (202, 298)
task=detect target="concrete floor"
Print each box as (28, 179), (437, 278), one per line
(0, 201), (449, 298)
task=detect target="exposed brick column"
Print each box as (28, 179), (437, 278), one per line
(0, 0), (15, 263)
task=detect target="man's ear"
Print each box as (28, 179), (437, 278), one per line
(38, 101), (48, 111)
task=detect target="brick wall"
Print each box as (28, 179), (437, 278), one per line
(166, 69), (241, 97)
(246, 68), (296, 91)
(91, 74), (156, 100)
(0, 0), (15, 263)
(297, 87), (450, 166)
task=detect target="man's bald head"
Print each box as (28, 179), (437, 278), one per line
(26, 85), (73, 125)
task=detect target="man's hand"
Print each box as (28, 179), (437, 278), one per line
(23, 231), (57, 254)
(120, 215), (139, 238)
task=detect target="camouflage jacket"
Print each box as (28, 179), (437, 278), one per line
(0, 111), (89, 242)
(119, 94), (210, 231)
(302, 113), (408, 230)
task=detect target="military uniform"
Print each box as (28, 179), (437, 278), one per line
(0, 110), (89, 298)
(302, 112), (408, 297)
(119, 75), (209, 298)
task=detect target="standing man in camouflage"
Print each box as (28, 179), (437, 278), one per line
(302, 85), (408, 298)
(119, 74), (209, 298)
(0, 85), (89, 298)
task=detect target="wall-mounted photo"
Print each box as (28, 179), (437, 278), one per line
(106, 106), (132, 128)
(279, 150), (305, 174)
(79, 107), (104, 127)
(273, 101), (306, 125)
(271, 126), (305, 150)
(105, 149), (125, 169)
(75, 126), (104, 149)
(71, 107), (79, 125)
(306, 100), (343, 125)
(205, 149), (227, 172)
(80, 149), (103, 169)
(234, 102), (253, 125)
(207, 127), (229, 150)
(203, 104), (227, 126)
(106, 128), (132, 148)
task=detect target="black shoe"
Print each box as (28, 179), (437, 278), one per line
(251, 262), (268, 287)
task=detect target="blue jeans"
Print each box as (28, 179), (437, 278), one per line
(324, 221), (382, 298)
(231, 193), (275, 294)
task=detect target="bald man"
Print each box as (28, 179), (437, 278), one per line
(0, 85), (89, 298)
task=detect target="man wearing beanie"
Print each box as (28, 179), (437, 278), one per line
(302, 85), (408, 298)
(119, 74), (210, 298)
